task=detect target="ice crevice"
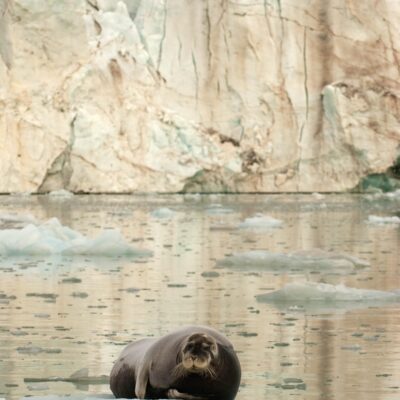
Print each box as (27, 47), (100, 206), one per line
(205, 1), (212, 70)
(157, 0), (168, 70)
(192, 52), (199, 100)
(38, 115), (77, 193)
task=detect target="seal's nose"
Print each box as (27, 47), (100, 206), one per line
(182, 357), (194, 369)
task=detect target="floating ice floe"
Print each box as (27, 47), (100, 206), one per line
(206, 205), (234, 215)
(364, 189), (400, 201)
(150, 207), (176, 218)
(48, 189), (75, 198)
(312, 192), (325, 200)
(217, 249), (369, 271)
(367, 215), (400, 224)
(0, 218), (152, 257)
(256, 282), (400, 312)
(385, 189), (400, 199)
(237, 214), (283, 229)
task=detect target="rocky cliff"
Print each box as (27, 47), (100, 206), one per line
(0, 0), (399, 193)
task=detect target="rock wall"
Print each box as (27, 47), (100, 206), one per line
(0, 0), (399, 193)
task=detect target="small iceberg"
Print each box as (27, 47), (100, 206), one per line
(367, 215), (400, 224)
(0, 218), (152, 257)
(150, 207), (176, 218)
(364, 189), (400, 201)
(206, 205), (234, 215)
(312, 192), (325, 200)
(256, 282), (400, 312)
(217, 249), (369, 271)
(237, 214), (283, 229)
(48, 189), (74, 198)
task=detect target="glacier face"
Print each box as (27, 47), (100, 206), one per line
(0, 0), (399, 193)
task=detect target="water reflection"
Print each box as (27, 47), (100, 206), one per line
(0, 194), (399, 399)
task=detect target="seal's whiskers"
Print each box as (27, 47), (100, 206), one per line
(172, 362), (188, 379)
(201, 365), (216, 379)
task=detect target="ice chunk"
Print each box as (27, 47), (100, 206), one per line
(206, 205), (234, 215)
(256, 282), (400, 311)
(0, 218), (152, 257)
(367, 215), (400, 224)
(48, 189), (74, 198)
(386, 189), (400, 199)
(217, 249), (369, 271)
(364, 189), (400, 201)
(150, 207), (175, 218)
(237, 214), (283, 229)
(257, 282), (400, 302)
(294, 249), (369, 268)
(312, 192), (325, 200)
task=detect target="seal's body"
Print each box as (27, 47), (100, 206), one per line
(110, 325), (241, 400)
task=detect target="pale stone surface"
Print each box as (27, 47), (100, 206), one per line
(0, 0), (399, 193)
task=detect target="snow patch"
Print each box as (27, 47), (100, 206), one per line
(0, 218), (152, 257)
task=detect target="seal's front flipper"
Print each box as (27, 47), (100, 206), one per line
(135, 364), (149, 399)
(167, 389), (207, 400)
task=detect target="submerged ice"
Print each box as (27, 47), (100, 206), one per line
(0, 218), (152, 257)
(217, 249), (369, 271)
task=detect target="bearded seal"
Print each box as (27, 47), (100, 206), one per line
(110, 325), (241, 400)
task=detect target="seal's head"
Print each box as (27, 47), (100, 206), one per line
(175, 333), (218, 377)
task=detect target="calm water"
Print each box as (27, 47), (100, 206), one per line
(0, 193), (399, 400)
